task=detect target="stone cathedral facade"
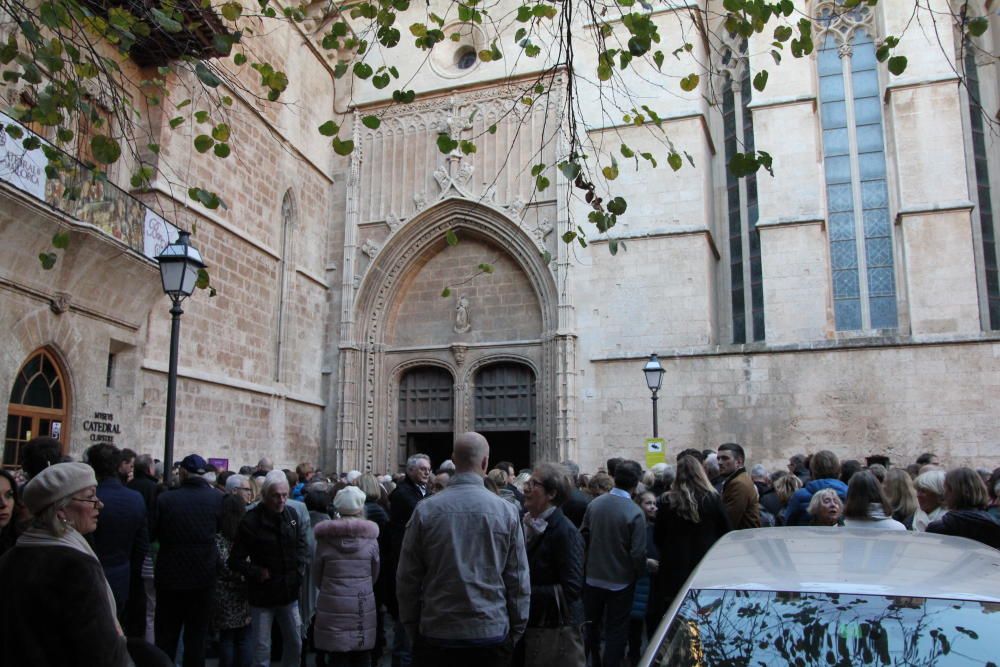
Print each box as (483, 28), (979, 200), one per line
(1, 1), (998, 474)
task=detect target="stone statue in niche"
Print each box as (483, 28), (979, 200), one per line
(454, 295), (472, 334)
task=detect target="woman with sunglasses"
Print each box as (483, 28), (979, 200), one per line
(0, 462), (129, 666)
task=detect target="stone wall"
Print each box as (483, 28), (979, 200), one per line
(578, 340), (1000, 473)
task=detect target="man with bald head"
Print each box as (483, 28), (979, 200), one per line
(396, 432), (529, 667)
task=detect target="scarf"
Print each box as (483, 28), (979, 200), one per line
(18, 525), (124, 636)
(523, 506), (556, 542)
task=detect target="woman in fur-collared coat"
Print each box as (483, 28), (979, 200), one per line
(312, 486), (380, 667)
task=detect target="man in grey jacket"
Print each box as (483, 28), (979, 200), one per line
(580, 459), (646, 667)
(396, 432), (530, 667)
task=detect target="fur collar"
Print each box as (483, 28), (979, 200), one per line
(314, 518), (379, 540)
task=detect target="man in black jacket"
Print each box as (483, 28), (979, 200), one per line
(153, 454), (223, 666)
(126, 453), (159, 640)
(387, 453), (431, 667)
(229, 469), (308, 667)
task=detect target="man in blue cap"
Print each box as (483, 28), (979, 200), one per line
(152, 454), (223, 666)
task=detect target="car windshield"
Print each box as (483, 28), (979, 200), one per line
(653, 589), (1000, 666)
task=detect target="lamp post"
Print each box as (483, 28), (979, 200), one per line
(643, 353), (666, 438)
(156, 230), (205, 486)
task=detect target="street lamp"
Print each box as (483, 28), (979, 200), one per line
(643, 353), (666, 438)
(156, 230), (205, 486)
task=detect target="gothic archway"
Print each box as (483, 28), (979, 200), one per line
(4, 347), (69, 468)
(335, 197), (564, 472)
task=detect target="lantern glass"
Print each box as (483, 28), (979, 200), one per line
(643, 354), (665, 392)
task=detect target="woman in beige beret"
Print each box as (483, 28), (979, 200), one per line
(0, 461), (130, 666)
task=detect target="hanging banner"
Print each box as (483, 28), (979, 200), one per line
(0, 112), (47, 200)
(143, 208), (180, 259)
(645, 437), (666, 469)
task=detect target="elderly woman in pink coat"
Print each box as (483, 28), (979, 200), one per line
(313, 485), (380, 667)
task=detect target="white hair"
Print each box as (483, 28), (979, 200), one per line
(225, 474), (247, 492)
(261, 470), (289, 496)
(914, 469), (946, 497)
(346, 470), (362, 483)
(750, 464), (768, 479)
(405, 454), (430, 471)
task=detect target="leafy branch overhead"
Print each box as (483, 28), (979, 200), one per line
(0, 0), (992, 273)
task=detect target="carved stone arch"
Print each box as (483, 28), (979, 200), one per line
(337, 196), (560, 472)
(461, 352), (539, 387)
(814, 0), (878, 49)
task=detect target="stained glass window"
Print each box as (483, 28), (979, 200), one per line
(819, 32), (897, 331)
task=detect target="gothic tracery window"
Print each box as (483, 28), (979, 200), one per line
(817, 1), (898, 331)
(961, 35), (1000, 330)
(720, 40), (764, 343)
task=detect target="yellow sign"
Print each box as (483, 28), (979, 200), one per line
(645, 437), (666, 469)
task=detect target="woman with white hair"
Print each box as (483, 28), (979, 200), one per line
(0, 462), (130, 666)
(806, 488), (843, 526)
(912, 469), (947, 532)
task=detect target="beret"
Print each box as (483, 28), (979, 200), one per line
(23, 462), (97, 514)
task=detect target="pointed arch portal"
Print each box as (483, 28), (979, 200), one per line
(334, 197), (571, 473)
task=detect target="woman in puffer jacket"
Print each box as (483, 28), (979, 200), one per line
(313, 485), (380, 667)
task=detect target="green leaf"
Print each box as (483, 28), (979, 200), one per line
(353, 62), (373, 79)
(607, 197), (627, 215)
(602, 164), (619, 181)
(332, 137), (354, 156)
(753, 70), (768, 92)
(667, 151), (682, 171)
(478, 263), (494, 274)
(195, 62), (221, 87)
(445, 229), (459, 246)
(621, 144), (634, 158)
(39, 252), (57, 269)
(887, 55), (907, 76)
(213, 143), (230, 158)
(194, 135), (214, 153)
(680, 73), (700, 92)
(561, 231), (577, 244)
(234, 53), (247, 66)
(535, 175), (550, 191)
(653, 51), (664, 70)
(488, 124), (497, 134)
(90, 135), (121, 164)
(212, 123), (230, 141)
(195, 110), (210, 123)
(52, 230), (70, 249)
(169, 116), (185, 129)
(436, 133), (458, 154)
(362, 115), (381, 130)
(969, 16), (988, 37)
(222, 2), (242, 20)
(541, 250), (552, 264)
(318, 120), (339, 136)
(151, 9), (183, 33)
(560, 162), (581, 180)
(195, 268), (211, 290)
(609, 238), (619, 255)
(441, 287), (451, 297)
(459, 140), (476, 155)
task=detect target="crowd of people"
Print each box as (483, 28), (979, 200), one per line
(0, 434), (998, 667)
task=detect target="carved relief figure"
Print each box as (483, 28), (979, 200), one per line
(454, 295), (471, 334)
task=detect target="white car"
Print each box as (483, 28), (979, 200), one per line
(639, 528), (1000, 666)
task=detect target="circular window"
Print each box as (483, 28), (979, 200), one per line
(455, 47), (478, 70)
(429, 23), (485, 78)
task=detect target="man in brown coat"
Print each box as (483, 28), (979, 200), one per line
(717, 443), (760, 529)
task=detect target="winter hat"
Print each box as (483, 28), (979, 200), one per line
(23, 462), (97, 514)
(333, 485), (366, 517)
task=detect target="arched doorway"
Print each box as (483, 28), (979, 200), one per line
(4, 348), (69, 468)
(474, 362), (535, 472)
(398, 366), (454, 470)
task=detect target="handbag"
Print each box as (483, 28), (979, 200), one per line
(523, 584), (586, 667)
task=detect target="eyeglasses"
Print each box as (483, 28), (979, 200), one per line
(72, 496), (102, 508)
(524, 478), (544, 490)
(237, 487), (252, 492)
